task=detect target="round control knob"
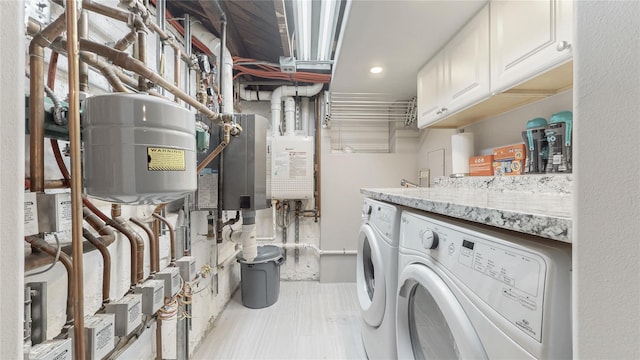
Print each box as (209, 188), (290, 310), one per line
(421, 229), (439, 249)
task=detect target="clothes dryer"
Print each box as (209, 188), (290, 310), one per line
(357, 198), (402, 359)
(396, 210), (572, 359)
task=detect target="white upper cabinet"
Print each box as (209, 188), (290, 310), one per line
(417, 53), (444, 128)
(490, 0), (573, 93)
(443, 5), (491, 115)
(417, 5), (490, 128)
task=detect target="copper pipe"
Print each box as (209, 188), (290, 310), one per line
(152, 213), (175, 263)
(25, 178), (69, 189)
(116, 217), (145, 283)
(29, 42), (44, 192)
(82, 0), (133, 24)
(156, 318), (163, 360)
(82, 228), (112, 303)
(174, 48), (181, 103)
(25, 236), (74, 324)
(79, 39), (229, 123)
(79, 10), (89, 92)
(82, 196), (109, 223)
(83, 207), (116, 245)
(130, 218), (158, 274)
(197, 124), (232, 173)
(111, 204), (121, 219)
(148, 22), (193, 64)
(137, 30), (147, 90)
(66, 0), (86, 356)
(114, 30), (138, 51)
(79, 51), (130, 92)
(28, 14), (67, 193)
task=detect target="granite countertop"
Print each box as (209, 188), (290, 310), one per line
(360, 186), (572, 243)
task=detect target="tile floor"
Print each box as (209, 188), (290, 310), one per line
(192, 281), (367, 360)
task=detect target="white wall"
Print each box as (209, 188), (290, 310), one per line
(0, 2), (25, 358)
(574, 1), (640, 358)
(319, 126), (418, 282)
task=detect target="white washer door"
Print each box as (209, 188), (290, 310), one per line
(357, 224), (386, 327)
(396, 264), (487, 360)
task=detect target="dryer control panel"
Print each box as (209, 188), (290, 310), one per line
(400, 211), (550, 343)
(363, 199), (399, 243)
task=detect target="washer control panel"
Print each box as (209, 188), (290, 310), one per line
(400, 211), (547, 342)
(363, 199), (399, 242)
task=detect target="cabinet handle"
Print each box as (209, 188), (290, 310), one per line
(556, 41), (571, 52)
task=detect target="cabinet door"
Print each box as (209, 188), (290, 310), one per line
(417, 53), (444, 128)
(490, 0), (573, 93)
(442, 5), (490, 115)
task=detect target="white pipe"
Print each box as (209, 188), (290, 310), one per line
(190, 22), (233, 113)
(284, 97), (296, 136)
(241, 224), (258, 261)
(256, 200), (278, 241)
(239, 83), (324, 137)
(301, 97), (310, 136)
(276, 243), (356, 256)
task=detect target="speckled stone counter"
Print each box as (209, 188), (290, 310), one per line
(360, 186), (572, 243)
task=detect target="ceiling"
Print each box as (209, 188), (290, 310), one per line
(168, 0), (487, 99)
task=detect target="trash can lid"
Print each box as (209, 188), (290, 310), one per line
(237, 245), (283, 264)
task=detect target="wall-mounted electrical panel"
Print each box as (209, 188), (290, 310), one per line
(196, 171), (218, 210)
(24, 192), (39, 236)
(84, 314), (115, 360)
(83, 93), (197, 204)
(271, 136), (314, 199)
(134, 280), (165, 315)
(105, 293), (143, 336)
(36, 192), (72, 233)
(175, 256), (197, 282)
(28, 339), (72, 360)
(156, 267), (182, 298)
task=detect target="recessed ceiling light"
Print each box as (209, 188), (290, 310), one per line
(370, 66), (383, 74)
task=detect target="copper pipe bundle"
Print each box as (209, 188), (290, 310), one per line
(25, 236), (74, 324)
(28, 14), (67, 192)
(79, 38), (230, 123)
(83, 207), (116, 303)
(130, 218), (158, 274)
(152, 213), (176, 263)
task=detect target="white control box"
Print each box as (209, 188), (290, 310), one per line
(24, 192), (39, 236)
(84, 314), (115, 360)
(156, 267), (182, 297)
(134, 280), (165, 315)
(105, 293), (142, 336)
(271, 136), (314, 199)
(29, 339), (72, 360)
(37, 192), (72, 233)
(175, 256), (197, 282)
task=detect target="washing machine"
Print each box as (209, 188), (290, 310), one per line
(357, 198), (402, 359)
(396, 210), (572, 359)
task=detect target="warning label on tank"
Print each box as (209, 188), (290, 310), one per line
(147, 147), (186, 171)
